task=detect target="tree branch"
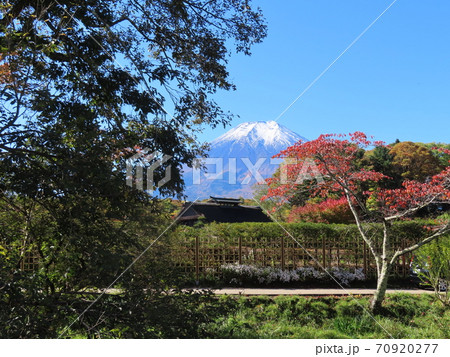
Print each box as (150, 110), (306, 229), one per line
(344, 189), (380, 272)
(390, 222), (450, 265)
(0, 0), (30, 28)
(385, 193), (441, 221)
(0, 144), (57, 159)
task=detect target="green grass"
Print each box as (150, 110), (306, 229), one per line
(59, 293), (449, 338)
(200, 294), (449, 339)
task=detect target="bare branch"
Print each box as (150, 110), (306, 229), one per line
(344, 189), (381, 272)
(385, 194), (441, 221)
(390, 222), (450, 265)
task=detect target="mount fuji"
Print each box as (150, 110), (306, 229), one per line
(182, 121), (307, 200)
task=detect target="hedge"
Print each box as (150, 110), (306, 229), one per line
(170, 220), (441, 280)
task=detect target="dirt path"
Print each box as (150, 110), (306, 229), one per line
(205, 288), (434, 296)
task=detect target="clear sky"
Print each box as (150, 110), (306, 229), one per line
(199, 0), (450, 145)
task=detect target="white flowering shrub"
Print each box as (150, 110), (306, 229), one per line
(327, 266), (365, 286)
(220, 263), (365, 286)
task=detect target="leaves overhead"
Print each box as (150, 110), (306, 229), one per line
(0, 0), (267, 198)
(0, 0), (267, 298)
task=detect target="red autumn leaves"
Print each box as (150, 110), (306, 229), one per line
(263, 132), (450, 219)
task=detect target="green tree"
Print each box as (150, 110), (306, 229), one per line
(421, 142), (450, 168)
(363, 146), (400, 189)
(1, 1), (266, 195)
(414, 233), (450, 306)
(0, 0), (266, 337)
(263, 133), (450, 312)
(390, 141), (442, 182)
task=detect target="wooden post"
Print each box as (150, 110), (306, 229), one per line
(195, 235), (200, 284)
(238, 235), (242, 265)
(336, 241), (340, 268)
(363, 240), (368, 277)
(402, 238), (406, 278)
(322, 235), (326, 268)
(281, 235), (285, 270)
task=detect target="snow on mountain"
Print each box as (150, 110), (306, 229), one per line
(211, 121), (306, 149)
(182, 121), (307, 200)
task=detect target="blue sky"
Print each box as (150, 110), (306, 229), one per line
(199, 0), (450, 145)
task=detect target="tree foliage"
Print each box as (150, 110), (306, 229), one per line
(0, 0), (266, 337)
(1, 0), (266, 196)
(421, 142), (450, 168)
(390, 141), (442, 182)
(414, 233), (450, 306)
(263, 132), (450, 311)
(287, 197), (354, 224)
(362, 146), (400, 189)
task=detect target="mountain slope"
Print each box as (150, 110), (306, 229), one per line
(183, 121), (307, 200)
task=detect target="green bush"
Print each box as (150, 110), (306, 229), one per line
(175, 221), (432, 250)
(414, 235), (450, 306)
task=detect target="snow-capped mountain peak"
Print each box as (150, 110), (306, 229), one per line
(182, 121), (308, 199)
(211, 120), (306, 148)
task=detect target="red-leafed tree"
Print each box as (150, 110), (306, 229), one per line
(263, 132), (450, 312)
(287, 197), (354, 224)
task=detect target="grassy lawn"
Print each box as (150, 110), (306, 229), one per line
(199, 293), (449, 339)
(62, 292), (449, 338)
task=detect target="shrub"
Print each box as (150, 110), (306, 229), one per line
(413, 235), (450, 306)
(220, 263), (365, 286)
(288, 197), (354, 224)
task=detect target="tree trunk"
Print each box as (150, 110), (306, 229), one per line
(370, 261), (391, 313)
